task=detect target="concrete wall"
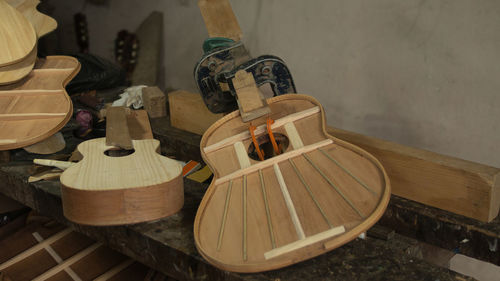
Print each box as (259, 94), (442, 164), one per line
(49, 0), (500, 167)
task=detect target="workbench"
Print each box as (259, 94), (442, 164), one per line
(1, 106), (497, 280)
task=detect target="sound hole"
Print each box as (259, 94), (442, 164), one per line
(104, 148), (135, 157)
(248, 133), (289, 161)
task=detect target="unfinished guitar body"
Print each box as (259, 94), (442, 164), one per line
(194, 94), (391, 272)
(0, 0), (37, 66)
(60, 138), (184, 226)
(0, 56), (79, 150)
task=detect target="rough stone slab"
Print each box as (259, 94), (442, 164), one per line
(0, 163), (472, 281)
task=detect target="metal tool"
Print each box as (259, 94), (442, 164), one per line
(194, 38), (297, 114)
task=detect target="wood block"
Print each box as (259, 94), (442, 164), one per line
(198, 0), (242, 41)
(105, 107), (132, 149)
(142, 86), (166, 118)
(168, 90), (223, 135)
(327, 127), (500, 222)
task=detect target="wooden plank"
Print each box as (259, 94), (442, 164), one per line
(327, 127), (500, 222)
(105, 107), (133, 150)
(232, 70), (270, 122)
(198, 0), (242, 41)
(168, 90), (223, 135)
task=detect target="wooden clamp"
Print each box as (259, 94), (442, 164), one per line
(232, 70), (270, 122)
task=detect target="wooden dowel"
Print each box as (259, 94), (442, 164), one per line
(318, 148), (377, 195)
(259, 169), (276, 249)
(274, 163), (306, 240)
(288, 158), (333, 228)
(214, 139), (333, 185)
(34, 159), (74, 170)
(243, 175), (247, 261)
(303, 153), (365, 218)
(216, 180), (233, 251)
(264, 226), (345, 260)
(0, 228), (72, 271)
(204, 106), (320, 153)
(32, 242), (101, 281)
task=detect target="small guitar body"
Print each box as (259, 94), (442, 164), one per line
(194, 94), (391, 272)
(0, 56), (79, 150)
(60, 138), (184, 225)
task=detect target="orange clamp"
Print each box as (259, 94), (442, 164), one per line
(249, 124), (264, 161)
(266, 117), (280, 155)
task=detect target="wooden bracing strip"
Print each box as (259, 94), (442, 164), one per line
(214, 139), (333, 185)
(264, 226), (345, 260)
(204, 106), (320, 153)
(32, 242), (102, 281)
(32, 232), (82, 281)
(274, 163), (306, 240)
(0, 112), (66, 121)
(0, 228), (72, 271)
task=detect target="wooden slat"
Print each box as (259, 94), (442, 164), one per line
(234, 141), (251, 169)
(0, 113), (66, 121)
(264, 226), (345, 260)
(32, 232), (82, 281)
(273, 163), (305, 240)
(0, 228), (72, 271)
(284, 122), (304, 149)
(204, 106), (320, 153)
(328, 127), (500, 222)
(32, 243), (101, 281)
(93, 259), (134, 281)
(214, 139), (332, 185)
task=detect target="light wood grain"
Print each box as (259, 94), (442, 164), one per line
(194, 94), (391, 272)
(0, 0), (37, 66)
(0, 43), (37, 85)
(23, 132), (65, 154)
(168, 90), (223, 135)
(7, 0), (57, 37)
(0, 56), (80, 150)
(60, 138), (184, 225)
(204, 106), (320, 153)
(328, 127), (500, 222)
(105, 106), (133, 150)
(142, 86), (166, 118)
(198, 0), (242, 41)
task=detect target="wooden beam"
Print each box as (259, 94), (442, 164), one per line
(327, 127), (500, 222)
